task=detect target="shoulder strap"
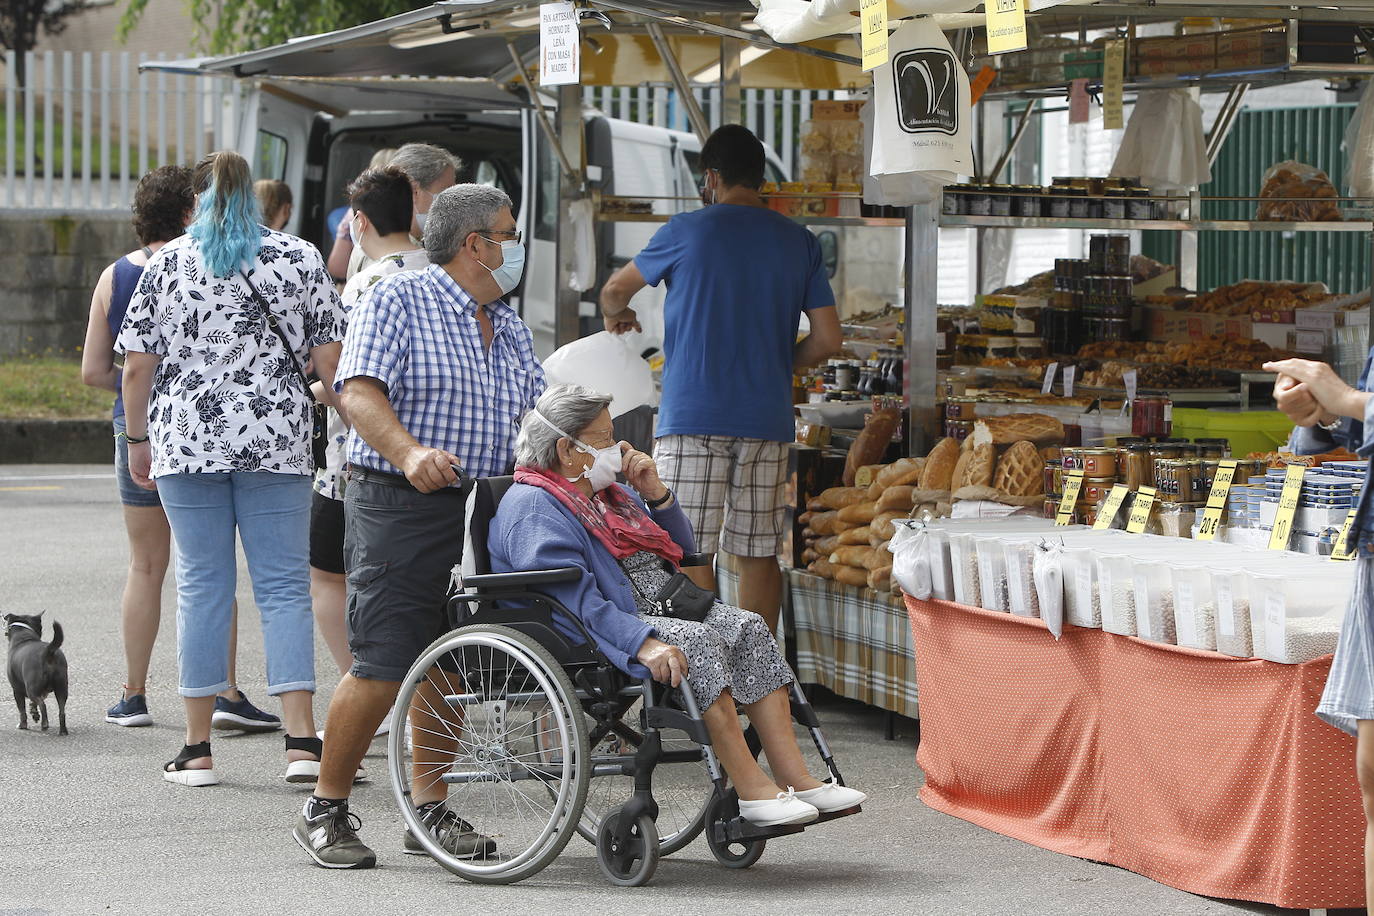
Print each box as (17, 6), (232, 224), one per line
(240, 270), (317, 403)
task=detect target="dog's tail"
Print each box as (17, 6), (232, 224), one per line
(45, 622), (63, 660)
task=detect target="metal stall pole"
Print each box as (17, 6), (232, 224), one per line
(647, 22), (711, 142)
(720, 13), (743, 126)
(555, 82), (587, 349)
(906, 203), (940, 455)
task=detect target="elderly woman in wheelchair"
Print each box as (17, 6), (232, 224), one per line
(390, 384), (863, 886)
(493, 385), (866, 822)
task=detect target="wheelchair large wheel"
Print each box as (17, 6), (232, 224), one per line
(577, 693), (713, 856)
(388, 624), (590, 885)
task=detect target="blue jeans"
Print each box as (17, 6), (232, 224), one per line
(157, 471), (315, 698)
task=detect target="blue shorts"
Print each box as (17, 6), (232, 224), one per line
(113, 417), (162, 509)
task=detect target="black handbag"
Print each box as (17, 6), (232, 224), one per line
(240, 271), (328, 469)
(623, 558), (716, 623)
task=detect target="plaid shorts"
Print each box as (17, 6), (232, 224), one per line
(654, 434), (789, 558)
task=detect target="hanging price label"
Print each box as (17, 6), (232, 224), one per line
(1120, 368), (1138, 416)
(1093, 484), (1131, 530)
(1331, 508), (1360, 561)
(1041, 362), (1059, 395)
(1268, 464), (1306, 551)
(1062, 365), (1076, 398)
(1196, 459), (1238, 542)
(1126, 486), (1158, 534)
(985, 0), (1028, 54)
(859, 0), (889, 72)
(1056, 470), (1085, 526)
(1103, 40), (1125, 130)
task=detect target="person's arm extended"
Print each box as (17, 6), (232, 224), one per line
(340, 376), (460, 493)
(121, 351), (160, 489)
(794, 305), (843, 371)
(81, 265), (120, 392)
(308, 341), (343, 412)
(600, 262), (647, 334)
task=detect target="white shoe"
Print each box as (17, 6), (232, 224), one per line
(314, 710), (392, 744)
(794, 779), (867, 813)
(737, 790), (820, 827)
(163, 767), (218, 788)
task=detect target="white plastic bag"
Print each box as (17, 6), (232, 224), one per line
(870, 19), (973, 187)
(1345, 81), (1374, 199)
(1110, 89), (1210, 191)
(1032, 540), (1065, 639)
(889, 520), (932, 599)
(542, 331), (657, 418)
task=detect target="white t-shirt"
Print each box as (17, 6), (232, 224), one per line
(314, 248), (431, 500)
(116, 227), (344, 478)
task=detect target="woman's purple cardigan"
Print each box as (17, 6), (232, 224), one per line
(487, 482), (698, 678)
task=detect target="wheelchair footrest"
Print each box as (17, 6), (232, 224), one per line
(811, 804), (862, 825)
(718, 816), (807, 844)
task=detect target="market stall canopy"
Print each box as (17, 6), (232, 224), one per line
(753, 0), (1092, 45)
(144, 0), (864, 90)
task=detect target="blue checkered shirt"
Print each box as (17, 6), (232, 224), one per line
(336, 264), (545, 480)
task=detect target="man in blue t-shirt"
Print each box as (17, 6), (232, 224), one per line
(599, 124), (842, 633)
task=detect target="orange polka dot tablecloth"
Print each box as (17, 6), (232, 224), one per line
(905, 595), (1365, 910)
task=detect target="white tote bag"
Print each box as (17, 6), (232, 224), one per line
(870, 18), (973, 185)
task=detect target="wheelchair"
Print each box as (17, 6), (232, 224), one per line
(384, 476), (860, 886)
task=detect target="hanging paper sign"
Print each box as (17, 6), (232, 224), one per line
(539, 2), (581, 87)
(1103, 40), (1125, 130)
(1120, 369), (1138, 416)
(1041, 362), (1059, 395)
(860, 0), (889, 72)
(970, 65), (998, 107)
(1093, 484), (1131, 531)
(1056, 470), (1085, 526)
(1196, 459), (1238, 542)
(1126, 486), (1157, 534)
(985, 0), (1028, 55)
(1062, 364), (1076, 398)
(1267, 464), (1306, 551)
(1069, 78), (1091, 125)
(1331, 508), (1360, 561)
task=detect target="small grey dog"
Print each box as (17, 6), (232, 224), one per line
(5, 612), (68, 735)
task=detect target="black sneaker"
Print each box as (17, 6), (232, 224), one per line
(402, 802), (497, 860)
(105, 693), (152, 727)
(213, 690), (282, 732)
(294, 804), (377, 870)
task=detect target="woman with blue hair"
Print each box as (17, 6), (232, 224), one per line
(119, 150), (347, 787)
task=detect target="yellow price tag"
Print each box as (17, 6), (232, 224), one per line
(860, 0), (889, 72)
(1103, 40), (1125, 130)
(1196, 460), (1238, 542)
(1056, 470), (1085, 526)
(1126, 486), (1158, 534)
(1332, 508), (1360, 561)
(1268, 464), (1306, 551)
(985, 0), (1028, 55)
(1093, 484), (1131, 530)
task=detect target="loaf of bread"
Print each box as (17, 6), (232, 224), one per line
(814, 535), (841, 556)
(876, 485), (916, 513)
(958, 443), (995, 489)
(864, 544), (891, 570)
(832, 565), (870, 587)
(870, 456), (924, 496)
(918, 438), (959, 491)
(817, 486), (868, 509)
(950, 450), (973, 494)
(801, 548), (820, 565)
(870, 511), (906, 542)
(809, 511), (840, 535)
(838, 526), (873, 546)
(993, 440), (1045, 497)
(806, 497), (828, 512)
(853, 464), (887, 488)
(837, 501), (879, 525)
(843, 408), (901, 486)
(868, 565), (893, 591)
(975, 414), (1065, 447)
(830, 545), (879, 568)
(807, 557), (835, 579)
(798, 511), (814, 527)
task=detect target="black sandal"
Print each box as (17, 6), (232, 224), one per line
(282, 735), (369, 785)
(162, 741), (218, 787)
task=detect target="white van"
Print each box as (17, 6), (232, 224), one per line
(248, 94), (786, 357)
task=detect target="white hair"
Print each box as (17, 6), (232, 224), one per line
(514, 384), (613, 469)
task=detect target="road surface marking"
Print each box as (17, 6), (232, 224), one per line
(0, 473), (114, 482)
(0, 485), (62, 491)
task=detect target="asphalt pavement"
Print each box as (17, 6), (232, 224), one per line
(0, 465), (1354, 916)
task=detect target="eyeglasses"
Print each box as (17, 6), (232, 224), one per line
(480, 228), (522, 244)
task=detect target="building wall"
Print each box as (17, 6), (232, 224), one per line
(32, 0), (194, 58)
(0, 211), (133, 358)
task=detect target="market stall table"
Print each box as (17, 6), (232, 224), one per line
(904, 595), (1364, 911)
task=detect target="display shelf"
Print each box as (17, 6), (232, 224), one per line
(940, 215), (1374, 233)
(597, 211), (906, 228)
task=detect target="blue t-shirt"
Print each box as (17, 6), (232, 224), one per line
(634, 204), (835, 442)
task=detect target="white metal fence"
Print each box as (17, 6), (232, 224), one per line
(2, 50), (241, 210)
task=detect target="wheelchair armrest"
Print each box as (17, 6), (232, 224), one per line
(680, 552), (713, 569)
(463, 567), (582, 591)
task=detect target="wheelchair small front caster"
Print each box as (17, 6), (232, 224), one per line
(595, 812), (659, 886)
(705, 793), (766, 869)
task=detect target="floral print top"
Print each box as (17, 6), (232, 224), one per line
(116, 227), (345, 478)
(313, 248), (429, 500)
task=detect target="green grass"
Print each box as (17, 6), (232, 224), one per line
(0, 357), (115, 419)
(0, 109), (171, 178)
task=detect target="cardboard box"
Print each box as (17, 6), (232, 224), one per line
(1287, 328), (1329, 355)
(1252, 308), (1297, 324)
(1137, 306), (1251, 343)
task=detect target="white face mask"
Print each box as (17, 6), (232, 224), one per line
(529, 410), (620, 491)
(415, 208), (429, 234)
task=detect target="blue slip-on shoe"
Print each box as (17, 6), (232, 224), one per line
(212, 690), (282, 732)
(105, 693), (153, 727)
